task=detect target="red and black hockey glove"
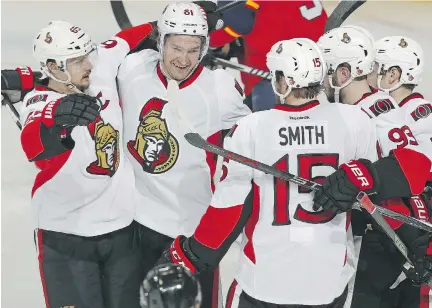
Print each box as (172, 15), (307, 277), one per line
(1, 67), (37, 103)
(42, 93), (100, 128)
(159, 235), (210, 274)
(313, 159), (379, 213)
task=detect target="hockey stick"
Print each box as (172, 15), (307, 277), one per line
(110, 0), (245, 31)
(325, 0), (367, 32)
(209, 0), (367, 80)
(184, 132), (432, 233)
(1, 94), (22, 130)
(357, 192), (432, 287)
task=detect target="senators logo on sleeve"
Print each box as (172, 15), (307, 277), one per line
(86, 118), (120, 177)
(369, 99), (395, 117)
(411, 103), (432, 121)
(127, 97), (179, 174)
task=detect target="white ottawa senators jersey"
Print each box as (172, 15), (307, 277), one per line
(397, 93), (432, 161)
(18, 27), (153, 236)
(209, 101), (377, 304)
(355, 89), (422, 158)
(117, 49), (251, 238)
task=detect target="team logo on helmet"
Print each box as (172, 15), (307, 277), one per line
(399, 38), (408, 48)
(127, 98), (179, 174)
(44, 32), (52, 44)
(86, 119), (120, 177)
(276, 43), (283, 54)
(341, 33), (351, 44)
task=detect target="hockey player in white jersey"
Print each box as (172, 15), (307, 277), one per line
(116, 3), (251, 307)
(370, 35), (432, 308)
(317, 26), (432, 308)
(19, 20), (155, 308)
(158, 37), (379, 307)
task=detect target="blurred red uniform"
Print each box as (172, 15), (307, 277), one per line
(210, 0), (327, 111)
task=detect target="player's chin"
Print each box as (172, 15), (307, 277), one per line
(171, 66), (193, 81)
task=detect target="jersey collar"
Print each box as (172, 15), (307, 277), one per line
(156, 62), (204, 90)
(273, 100), (320, 112)
(353, 87), (378, 105)
(398, 92), (424, 107)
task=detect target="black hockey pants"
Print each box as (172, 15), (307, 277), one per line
(35, 222), (142, 308)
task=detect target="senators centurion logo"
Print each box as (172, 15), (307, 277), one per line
(86, 118), (120, 177)
(127, 97), (179, 174)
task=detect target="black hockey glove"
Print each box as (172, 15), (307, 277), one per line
(398, 228), (432, 286)
(41, 93), (100, 128)
(313, 159), (379, 213)
(158, 235), (210, 274)
(193, 1), (223, 32)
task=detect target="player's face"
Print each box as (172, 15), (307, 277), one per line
(162, 35), (202, 81)
(66, 54), (93, 91)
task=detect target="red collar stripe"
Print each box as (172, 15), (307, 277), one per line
(157, 63), (204, 90)
(273, 100), (320, 112)
(399, 93), (424, 107)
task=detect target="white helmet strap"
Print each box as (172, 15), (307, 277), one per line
(42, 62), (83, 94)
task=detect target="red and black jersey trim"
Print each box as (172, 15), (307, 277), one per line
(353, 88), (378, 106)
(273, 100), (319, 112)
(156, 63), (204, 89)
(398, 92), (424, 108)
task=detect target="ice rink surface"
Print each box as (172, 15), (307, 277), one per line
(1, 1), (432, 307)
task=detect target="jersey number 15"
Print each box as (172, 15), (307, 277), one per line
(273, 153), (339, 225)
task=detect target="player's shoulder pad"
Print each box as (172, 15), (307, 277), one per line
(118, 49), (160, 81)
(211, 68), (244, 97)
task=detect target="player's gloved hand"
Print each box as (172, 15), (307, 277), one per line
(1, 67), (38, 103)
(41, 93), (100, 128)
(193, 1), (223, 32)
(400, 231), (432, 286)
(159, 235), (210, 274)
(312, 159), (379, 213)
(407, 192), (432, 221)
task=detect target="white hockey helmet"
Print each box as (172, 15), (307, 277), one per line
(375, 36), (424, 92)
(33, 21), (95, 74)
(266, 38), (326, 101)
(157, 2), (209, 61)
(318, 25), (375, 99)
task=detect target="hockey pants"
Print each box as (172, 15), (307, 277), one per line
(136, 223), (222, 308)
(226, 280), (348, 308)
(35, 222), (142, 308)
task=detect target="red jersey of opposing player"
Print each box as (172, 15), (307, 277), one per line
(210, 0), (328, 95)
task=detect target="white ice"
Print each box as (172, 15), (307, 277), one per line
(2, 1), (431, 307)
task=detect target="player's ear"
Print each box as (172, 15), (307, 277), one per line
(46, 60), (60, 74)
(336, 66), (350, 85)
(388, 66), (401, 84)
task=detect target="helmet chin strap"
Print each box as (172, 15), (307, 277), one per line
(43, 66), (83, 93)
(271, 76), (292, 104)
(377, 75), (403, 94)
(328, 74), (355, 103)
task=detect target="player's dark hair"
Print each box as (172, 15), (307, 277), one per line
(275, 71), (322, 99)
(291, 85), (322, 99)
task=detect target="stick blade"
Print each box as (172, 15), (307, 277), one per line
(184, 133), (208, 150)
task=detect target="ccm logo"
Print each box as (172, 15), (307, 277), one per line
(44, 100), (57, 119)
(411, 196), (428, 220)
(345, 161), (371, 188)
